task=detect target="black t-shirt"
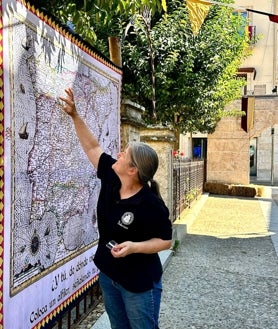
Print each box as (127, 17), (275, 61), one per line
(93, 153), (172, 292)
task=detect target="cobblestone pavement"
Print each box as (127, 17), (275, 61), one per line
(160, 234), (278, 329)
(159, 187), (278, 329)
(77, 186), (278, 329)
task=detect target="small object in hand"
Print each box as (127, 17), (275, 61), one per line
(106, 240), (118, 250)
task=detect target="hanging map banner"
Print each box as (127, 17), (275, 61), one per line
(0, 0), (122, 328)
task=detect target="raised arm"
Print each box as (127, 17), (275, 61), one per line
(59, 88), (103, 169)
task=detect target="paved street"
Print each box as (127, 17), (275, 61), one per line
(159, 186), (278, 329)
(160, 230), (278, 328)
(86, 186), (278, 329)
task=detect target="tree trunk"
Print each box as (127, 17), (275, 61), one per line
(108, 37), (122, 67)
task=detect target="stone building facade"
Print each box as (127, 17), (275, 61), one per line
(207, 96), (278, 185)
(180, 0), (278, 186)
(249, 96), (278, 183)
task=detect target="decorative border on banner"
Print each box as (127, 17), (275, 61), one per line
(5, 0), (119, 299)
(3, 1), (119, 327)
(0, 0), (4, 327)
(18, 0), (122, 76)
(33, 274), (99, 329)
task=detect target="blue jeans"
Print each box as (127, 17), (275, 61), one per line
(99, 272), (162, 329)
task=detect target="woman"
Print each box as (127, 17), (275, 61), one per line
(60, 88), (172, 329)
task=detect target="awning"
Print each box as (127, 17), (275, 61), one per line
(237, 67), (257, 80)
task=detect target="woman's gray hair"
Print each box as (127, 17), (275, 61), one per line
(128, 142), (162, 198)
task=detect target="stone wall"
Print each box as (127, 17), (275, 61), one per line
(255, 127), (278, 181)
(120, 100), (176, 215)
(140, 127), (176, 217)
(249, 96), (278, 182)
(207, 111), (250, 184)
(250, 96), (278, 138)
(120, 99), (145, 149)
(207, 96), (278, 185)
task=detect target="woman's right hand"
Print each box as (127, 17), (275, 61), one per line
(59, 88), (78, 117)
(59, 87), (103, 168)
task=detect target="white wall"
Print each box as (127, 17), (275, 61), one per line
(236, 0), (277, 94)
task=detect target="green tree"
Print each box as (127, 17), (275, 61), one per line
(122, 0), (250, 133)
(35, 0), (165, 56)
(39, 0), (251, 133)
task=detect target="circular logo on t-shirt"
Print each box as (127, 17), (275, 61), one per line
(118, 212), (134, 229)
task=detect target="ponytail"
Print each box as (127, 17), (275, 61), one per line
(128, 142), (162, 198)
(149, 178), (162, 199)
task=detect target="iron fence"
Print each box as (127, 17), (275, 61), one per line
(49, 283), (102, 329)
(172, 159), (205, 222)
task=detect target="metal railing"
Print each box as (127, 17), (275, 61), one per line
(172, 159), (204, 222)
(49, 283), (102, 329)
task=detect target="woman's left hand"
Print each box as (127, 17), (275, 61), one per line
(110, 238), (172, 258)
(111, 241), (134, 258)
